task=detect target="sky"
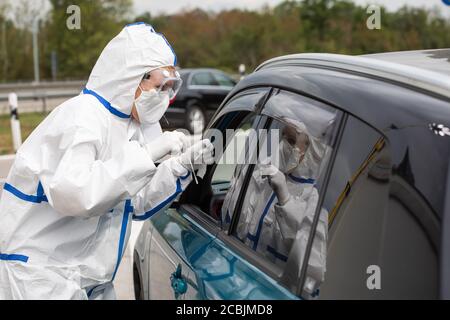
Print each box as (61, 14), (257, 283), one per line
(133, 0), (450, 16)
(4, 0), (450, 23)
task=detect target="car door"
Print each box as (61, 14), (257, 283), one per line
(173, 88), (343, 300)
(310, 115), (440, 299)
(178, 109), (297, 299)
(213, 89), (343, 299)
(147, 214), (198, 300)
(147, 88), (271, 300)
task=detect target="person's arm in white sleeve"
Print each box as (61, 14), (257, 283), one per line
(39, 126), (156, 217)
(131, 157), (192, 221)
(273, 192), (309, 246)
(303, 207), (328, 296)
(260, 164), (309, 246)
(132, 139), (214, 221)
(277, 189), (328, 298)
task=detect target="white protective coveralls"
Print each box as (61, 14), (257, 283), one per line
(225, 124), (328, 298)
(0, 23), (192, 300)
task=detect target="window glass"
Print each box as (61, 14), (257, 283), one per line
(317, 116), (438, 299)
(323, 117), (382, 214)
(179, 89), (269, 223)
(208, 114), (259, 221)
(213, 72), (236, 87)
(261, 89), (338, 142)
(191, 72), (219, 86)
(229, 91), (340, 296)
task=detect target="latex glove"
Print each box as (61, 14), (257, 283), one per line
(176, 139), (215, 172)
(180, 134), (201, 152)
(260, 164), (290, 206)
(145, 131), (186, 162)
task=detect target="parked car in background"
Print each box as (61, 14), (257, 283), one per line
(164, 68), (237, 134)
(134, 49), (450, 300)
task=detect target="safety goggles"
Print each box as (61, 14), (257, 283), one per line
(142, 68), (183, 100)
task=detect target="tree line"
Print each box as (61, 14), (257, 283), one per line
(0, 0), (449, 82)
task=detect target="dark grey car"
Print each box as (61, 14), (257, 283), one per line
(134, 49), (450, 300)
(164, 68), (236, 134)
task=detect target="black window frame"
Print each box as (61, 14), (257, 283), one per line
(216, 87), (345, 297)
(177, 87), (272, 237)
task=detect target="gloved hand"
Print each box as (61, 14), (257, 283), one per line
(176, 139), (215, 171)
(260, 164), (291, 206)
(180, 134), (200, 152)
(145, 131), (187, 162)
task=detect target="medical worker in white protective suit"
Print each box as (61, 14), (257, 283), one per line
(228, 121), (328, 298)
(0, 23), (213, 300)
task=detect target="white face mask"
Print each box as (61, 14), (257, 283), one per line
(135, 87), (170, 125)
(279, 139), (303, 174)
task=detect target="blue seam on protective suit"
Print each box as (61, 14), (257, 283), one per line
(112, 200), (134, 282)
(311, 288), (320, 298)
(3, 182), (48, 203)
(246, 177), (314, 261)
(90, 200), (132, 299)
(266, 245), (288, 262)
(86, 286), (95, 298)
(288, 174), (315, 184)
(36, 181), (48, 202)
(0, 253), (29, 263)
(125, 22), (153, 29)
(190, 239), (215, 265)
(246, 192), (277, 251)
(155, 32), (177, 66)
(225, 209), (231, 224)
(246, 233), (257, 242)
(180, 172), (190, 180)
(83, 88), (131, 119)
(132, 179), (183, 221)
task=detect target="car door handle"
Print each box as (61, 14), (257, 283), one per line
(170, 264), (188, 299)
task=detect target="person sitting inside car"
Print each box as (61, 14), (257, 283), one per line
(232, 120), (328, 298)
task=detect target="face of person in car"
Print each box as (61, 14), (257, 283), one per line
(279, 125), (310, 173)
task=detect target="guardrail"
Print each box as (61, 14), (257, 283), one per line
(0, 80), (86, 92)
(0, 80), (86, 114)
(0, 81), (85, 98)
(0, 73), (243, 114)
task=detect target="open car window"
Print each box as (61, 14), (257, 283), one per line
(207, 113), (259, 221)
(178, 88), (269, 226)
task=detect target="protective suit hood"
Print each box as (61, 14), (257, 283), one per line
(279, 119), (327, 179)
(85, 23), (177, 118)
(292, 134), (326, 179)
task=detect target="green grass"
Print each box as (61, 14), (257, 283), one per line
(0, 112), (49, 155)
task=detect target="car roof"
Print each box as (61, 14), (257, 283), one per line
(223, 51), (450, 135)
(256, 51), (450, 99)
(364, 49), (450, 78)
(217, 51), (450, 240)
